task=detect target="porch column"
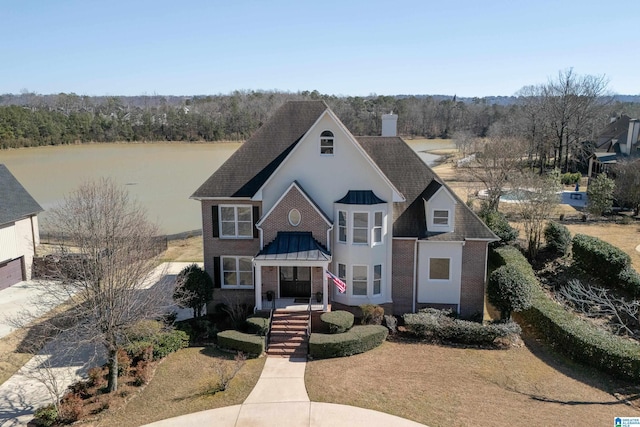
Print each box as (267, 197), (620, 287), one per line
(322, 262), (329, 311)
(254, 262), (262, 310)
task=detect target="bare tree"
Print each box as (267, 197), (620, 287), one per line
(614, 159), (640, 216)
(459, 136), (526, 210)
(28, 178), (173, 393)
(558, 279), (639, 337)
(511, 170), (562, 260)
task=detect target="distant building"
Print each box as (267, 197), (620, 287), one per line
(0, 165), (43, 289)
(588, 115), (640, 178)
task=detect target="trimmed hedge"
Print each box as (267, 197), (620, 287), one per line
(309, 325), (388, 359)
(572, 234), (630, 282)
(494, 245), (640, 381)
(246, 317), (270, 336)
(403, 308), (521, 345)
(488, 264), (535, 319)
(520, 283), (640, 381)
(123, 329), (189, 361)
(217, 330), (264, 356)
(572, 234), (640, 295)
(320, 310), (354, 334)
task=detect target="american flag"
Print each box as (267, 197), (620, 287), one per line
(326, 269), (346, 294)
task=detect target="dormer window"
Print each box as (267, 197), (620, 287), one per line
(433, 210), (449, 226)
(320, 130), (334, 155)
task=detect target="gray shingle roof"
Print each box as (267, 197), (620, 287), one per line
(356, 136), (497, 241)
(191, 101), (328, 198)
(0, 164), (43, 225)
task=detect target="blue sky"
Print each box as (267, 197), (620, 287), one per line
(2, 0), (638, 97)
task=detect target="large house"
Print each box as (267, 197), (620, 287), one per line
(588, 115), (640, 178)
(192, 101), (497, 318)
(0, 164), (43, 290)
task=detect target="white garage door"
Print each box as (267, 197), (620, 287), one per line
(0, 257), (24, 291)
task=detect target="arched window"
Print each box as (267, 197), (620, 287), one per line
(320, 130), (334, 155)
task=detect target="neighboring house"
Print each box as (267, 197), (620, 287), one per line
(192, 101), (498, 318)
(588, 115), (640, 178)
(0, 164), (43, 290)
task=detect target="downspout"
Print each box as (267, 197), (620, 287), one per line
(412, 239), (418, 313)
(30, 215), (37, 256)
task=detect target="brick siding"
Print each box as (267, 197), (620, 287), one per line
(260, 185), (330, 248)
(391, 239), (416, 315)
(460, 240), (489, 318)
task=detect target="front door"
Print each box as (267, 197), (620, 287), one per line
(279, 266), (311, 298)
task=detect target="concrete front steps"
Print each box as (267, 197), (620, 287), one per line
(268, 310), (309, 358)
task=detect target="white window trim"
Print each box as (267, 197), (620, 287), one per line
(320, 130), (334, 155)
(351, 264), (368, 297)
(219, 205), (253, 238)
(373, 264), (382, 295)
(338, 210), (347, 243)
(221, 256), (254, 289)
(372, 211), (383, 245)
(428, 257), (451, 281)
(432, 209), (450, 227)
(352, 212), (369, 245)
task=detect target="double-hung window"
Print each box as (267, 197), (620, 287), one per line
(352, 212), (368, 244)
(373, 265), (382, 295)
(352, 265), (367, 296)
(373, 211), (383, 244)
(433, 210), (449, 226)
(222, 256), (254, 288)
(338, 210), (347, 243)
(320, 130), (334, 155)
(220, 206), (252, 238)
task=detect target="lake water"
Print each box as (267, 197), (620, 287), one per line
(0, 140), (452, 235)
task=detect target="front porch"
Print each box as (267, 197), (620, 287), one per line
(260, 297), (330, 312)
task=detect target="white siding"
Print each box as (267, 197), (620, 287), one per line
(417, 241), (463, 306)
(0, 223), (18, 262)
(14, 217), (37, 280)
(425, 187), (456, 233)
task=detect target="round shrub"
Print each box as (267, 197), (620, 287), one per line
(479, 208), (518, 246)
(544, 221), (571, 256)
(246, 316), (269, 336)
(320, 310), (354, 334)
(488, 264), (535, 320)
(309, 325), (388, 358)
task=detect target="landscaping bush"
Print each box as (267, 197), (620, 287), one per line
(493, 244), (640, 381)
(618, 267), (640, 296)
(478, 207), (518, 247)
(488, 264), (535, 320)
(152, 330), (189, 360)
(561, 172), (581, 185)
(403, 308), (521, 345)
(520, 281), (640, 382)
(34, 404), (58, 427)
(320, 310), (354, 334)
(309, 325), (388, 359)
(544, 221), (571, 256)
(572, 234), (630, 281)
(360, 304), (384, 325)
(246, 316), (270, 336)
(217, 330), (264, 356)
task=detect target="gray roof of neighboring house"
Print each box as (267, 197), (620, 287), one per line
(356, 136), (497, 241)
(595, 115), (631, 152)
(255, 231), (330, 261)
(0, 164), (43, 226)
(192, 101), (328, 198)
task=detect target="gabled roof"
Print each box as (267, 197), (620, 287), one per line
(191, 101), (328, 199)
(595, 115), (631, 152)
(356, 137), (497, 241)
(255, 231), (330, 261)
(0, 164), (43, 226)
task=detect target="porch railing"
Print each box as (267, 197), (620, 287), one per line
(307, 297), (312, 337)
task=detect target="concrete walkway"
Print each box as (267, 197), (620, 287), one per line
(142, 357), (426, 427)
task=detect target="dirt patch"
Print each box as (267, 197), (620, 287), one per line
(305, 338), (640, 427)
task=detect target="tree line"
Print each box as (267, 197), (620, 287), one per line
(2, 70), (640, 174)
